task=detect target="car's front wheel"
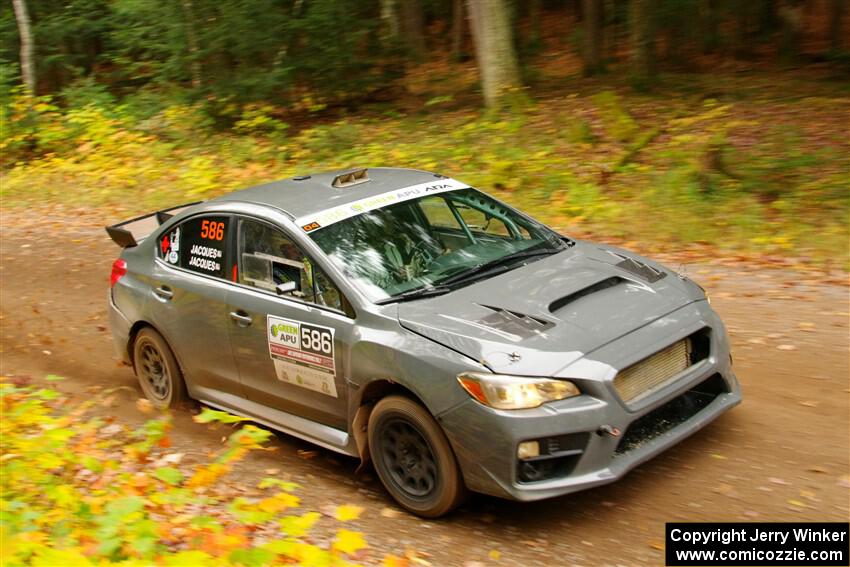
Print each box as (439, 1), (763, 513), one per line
(368, 395), (467, 517)
(133, 327), (187, 409)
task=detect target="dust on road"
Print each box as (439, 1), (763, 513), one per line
(1, 214), (848, 566)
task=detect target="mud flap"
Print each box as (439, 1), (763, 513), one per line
(353, 402), (374, 474)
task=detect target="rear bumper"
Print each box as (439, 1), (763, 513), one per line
(437, 301), (742, 501)
(107, 289), (133, 365)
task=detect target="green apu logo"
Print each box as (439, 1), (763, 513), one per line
(271, 322), (298, 344)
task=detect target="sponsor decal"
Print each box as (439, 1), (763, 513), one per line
(267, 315), (337, 397)
(295, 178), (468, 232)
(160, 227), (180, 265)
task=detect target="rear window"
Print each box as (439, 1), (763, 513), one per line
(158, 215), (230, 279)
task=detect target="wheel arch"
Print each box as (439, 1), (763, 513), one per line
(351, 378), (457, 475)
(127, 320), (187, 380)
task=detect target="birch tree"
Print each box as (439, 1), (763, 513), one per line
(466, 0), (522, 108)
(12, 0), (35, 93)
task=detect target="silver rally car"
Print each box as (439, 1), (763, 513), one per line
(107, 167), (741, 517)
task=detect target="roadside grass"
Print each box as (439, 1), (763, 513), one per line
(2, 73), (848, 269)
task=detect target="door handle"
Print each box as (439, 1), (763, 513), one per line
(154, 286), (173, 301)
(229, 310), (253, 327)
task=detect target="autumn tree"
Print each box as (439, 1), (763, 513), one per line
(466, 0), (522, 108)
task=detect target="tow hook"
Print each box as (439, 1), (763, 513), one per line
(597, 425), (621, 437)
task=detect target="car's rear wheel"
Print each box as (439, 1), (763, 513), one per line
(133, 328), (187, 409)
(368, 395), (467, 517)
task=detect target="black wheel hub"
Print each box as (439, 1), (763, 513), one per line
(139, 342), (169, 400)
(379, 419), (438, 498)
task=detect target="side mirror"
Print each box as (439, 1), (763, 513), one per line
(275, 280), (298, 296)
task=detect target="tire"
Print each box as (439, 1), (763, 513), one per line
(133, 327), (188, 409)
(368, 395), (467, 517)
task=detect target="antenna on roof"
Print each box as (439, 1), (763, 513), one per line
(332, 168), (370, 188)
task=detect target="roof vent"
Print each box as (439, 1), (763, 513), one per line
(332, 168), (370, 188)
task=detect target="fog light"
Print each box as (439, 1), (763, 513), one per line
(517, 440), (540, 460)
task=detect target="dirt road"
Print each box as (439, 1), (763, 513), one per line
(1, 213), (848, 566)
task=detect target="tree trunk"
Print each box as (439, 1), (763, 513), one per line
(12, 0), (35, 94)
(380, 0), (400, 42)
(777, 1), (804, 59)
(629, 0), (655, 87)
(181, 0), (202, 88)
(699, 0), (719, 54)
(603, 0), (617, 63)
(399, 0), (426, 60)
(451, 0), (465, 60)
(828, 0), (847, 52)
(583, 0), (604, 75)
(528, 0), (542, 48)
(466, 0), (523, 108)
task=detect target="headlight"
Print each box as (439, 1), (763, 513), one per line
(457, 372), (580, 410)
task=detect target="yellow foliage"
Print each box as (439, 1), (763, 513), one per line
(333, 529), (368, 555)
(0, 382), (380, 566)
(334, 504), (364, 522)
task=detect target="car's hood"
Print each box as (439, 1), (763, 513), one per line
(397, 241), (704, 377)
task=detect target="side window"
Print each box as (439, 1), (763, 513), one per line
(237, 218), (344, 311)
(158, 215), (230, 279)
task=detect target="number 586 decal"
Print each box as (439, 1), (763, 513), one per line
(267, 315), (338, 397)
(300, 323), (333, 356)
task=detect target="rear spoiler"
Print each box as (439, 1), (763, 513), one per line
(105, 201), (203, 248)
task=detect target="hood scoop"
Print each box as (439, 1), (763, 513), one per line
(473, 305), (554, 339)
(606, 251), (666, 283)
(549, 276), (626, 313)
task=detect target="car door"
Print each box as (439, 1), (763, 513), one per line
(225, 216), (353, 430)
(148, 214), (243, 400)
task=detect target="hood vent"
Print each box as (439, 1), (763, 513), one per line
(606, 251), (666, 283)
(549, 276), (625, 313)
(476, 305), (553, 338)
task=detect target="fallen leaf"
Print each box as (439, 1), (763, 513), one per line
(335, 504), (364, 522)
(297, 449), (318, 460)
(488, 550), (501, 561)
(136, 398), (154, 414)
(383, 555), (410, 567)
(333, 529), (368, 555)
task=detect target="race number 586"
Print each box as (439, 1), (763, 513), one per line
(300, 324), (332, 355)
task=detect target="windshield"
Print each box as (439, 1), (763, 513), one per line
(309, 188), (566, 302)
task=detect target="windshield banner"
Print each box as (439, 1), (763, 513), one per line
(295, 178), (468, 233)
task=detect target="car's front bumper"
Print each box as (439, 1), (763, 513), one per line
(437, 301), (742, 501)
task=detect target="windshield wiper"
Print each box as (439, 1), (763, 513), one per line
(438, 247), (560, 287)
(375, 285), (453, 305)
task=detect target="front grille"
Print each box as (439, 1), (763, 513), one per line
(615, 374), (728, 455)
(614, 339), (692, 404)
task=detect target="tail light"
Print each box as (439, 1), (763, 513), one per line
(110, 259), (127, 288)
